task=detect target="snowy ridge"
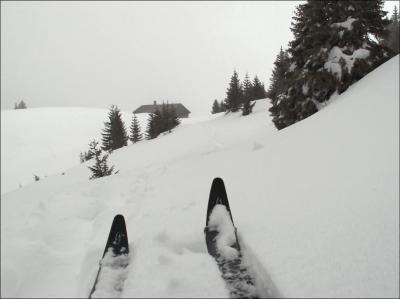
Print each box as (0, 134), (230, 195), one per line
(1, 56), (399, 298)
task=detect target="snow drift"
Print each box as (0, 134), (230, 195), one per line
(1, 56), (398, 298)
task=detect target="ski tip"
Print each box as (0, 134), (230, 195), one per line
(212, 177), (224, 186)
(210, 177), (227, 198)
(112, 214), (126, 225)
(206, 177), (232, 225)
(114, 214), (125, 221)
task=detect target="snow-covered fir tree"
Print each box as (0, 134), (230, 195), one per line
(129, 113), (142, 144)
(224, 70), (243, 112)
(242, 73), (255, 116)
(101, 105), (128, 152)
(88, 140), (115, 179)
(270, 0), (393, 130)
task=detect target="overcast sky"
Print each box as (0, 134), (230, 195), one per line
(1, 1), (397, 115)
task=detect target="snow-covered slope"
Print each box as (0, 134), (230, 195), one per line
(0, 108), (149, 194)
(1, 56), (398, 298)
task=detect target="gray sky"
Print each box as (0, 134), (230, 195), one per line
(1, 1), (397, 115)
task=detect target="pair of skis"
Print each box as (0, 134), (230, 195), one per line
(89, 178), (257, 298)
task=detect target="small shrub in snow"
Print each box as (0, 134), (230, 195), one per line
(88, 140), (115, 180)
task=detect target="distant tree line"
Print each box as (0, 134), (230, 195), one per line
(211, 72), (266, 116)
(211, 100), (227, 114)
(81, 103), (181, 179)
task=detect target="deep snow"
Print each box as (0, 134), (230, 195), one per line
(1, 56), (399, 298)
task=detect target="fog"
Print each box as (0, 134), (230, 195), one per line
(1, 1), (396, 115)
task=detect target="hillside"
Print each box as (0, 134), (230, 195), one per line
(1, 56), (399, 298)
(0, 108), (149, 194)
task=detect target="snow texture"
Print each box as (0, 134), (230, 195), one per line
(1, 55), (399, 298)
(324, 46), (370, 79)
(91, 249), (130, 298)
(207, 204), (257, 298)
(208, 204), (239, 260)
(332, 17), (357, 31)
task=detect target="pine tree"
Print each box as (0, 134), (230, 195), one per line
(252, 76), (267, 100)
(19, 100), (27, 109)
(14, 100), (27, 109)
(161, 103), (180, 133)
(101, 105), (128, 152)
(266, 47), (291, 102)
(224, 70), (243, 112)
(88, 140), (115, 179)
(219, 100), (227, 112)
(242, 73), (255, 116)
(145, 104), (180, 139)
(272, 0), (393, 130)
(146, 109), (161, 140)
(267, 47), (291, 126)
(161, 102), (170, 132)
(129, 113), (142, 143)
(167, 104), (180, 132)
(211, 99), (220, 114)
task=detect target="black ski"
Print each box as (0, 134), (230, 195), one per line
(89, 214), (130, 298)
(205, 178), (257, 298)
